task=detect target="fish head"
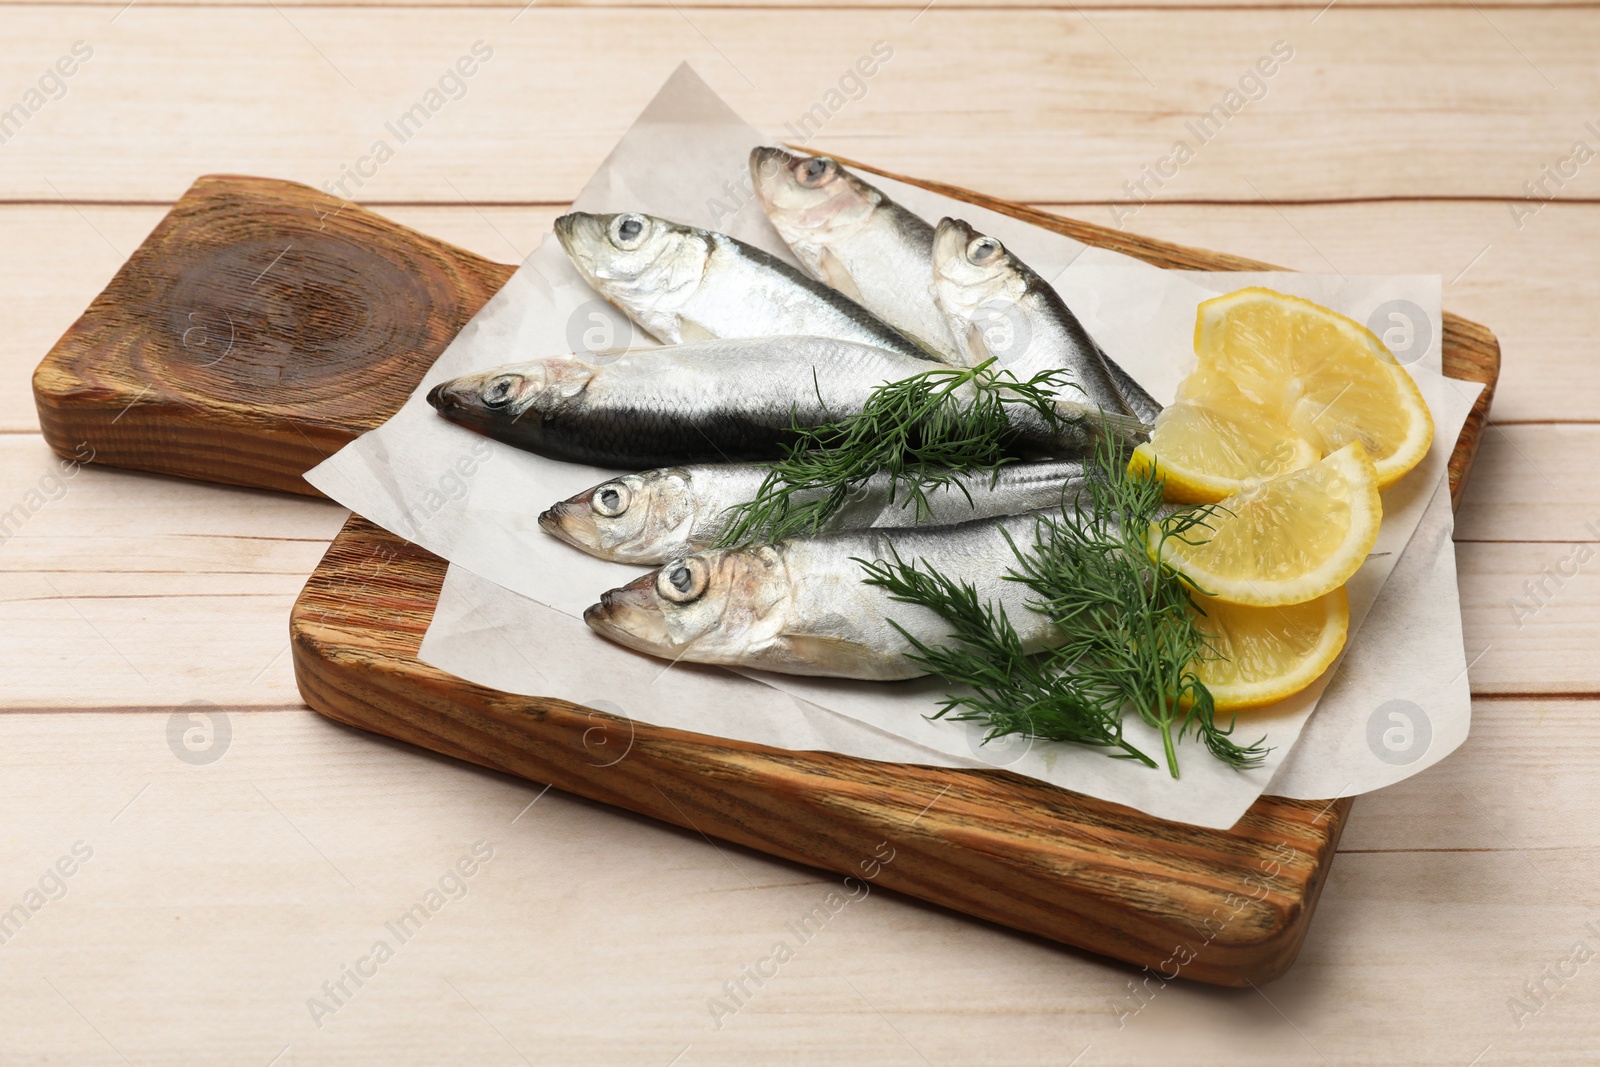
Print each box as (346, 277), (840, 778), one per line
(584, 547), (789, 664)
(931, 218), (1032, 369)
(554, 212), (709, 329)
(426, 360), (596, 434)
(538, 468), (699, 563)
(750, 147), (880, 253)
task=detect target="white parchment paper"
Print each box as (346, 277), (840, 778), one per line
(308, 64), (1481, 828)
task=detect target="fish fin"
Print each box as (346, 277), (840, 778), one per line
(961, 321), (993, 365)
(547, 360), (597, 398)
(813, 249), (867, 305)
(675, 318), (717, 344)
(776, 635), (916, 680)
(626, 308), (681, 345)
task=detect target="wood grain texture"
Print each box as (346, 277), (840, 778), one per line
(0, 436), (346, 709)
(2, 705), (1595, 1066)
(2, 7), (1596, 204)
(31, 175), (513, 495)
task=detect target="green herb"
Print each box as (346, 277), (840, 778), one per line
(857, 550), (1157, 768)
(715, 359), (1073, 547)
(860, 436), (1269, 779)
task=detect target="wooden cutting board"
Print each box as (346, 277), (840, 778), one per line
(31, 170), (1498, 987)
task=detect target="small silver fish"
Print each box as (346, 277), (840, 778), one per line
(750, 147), (964, 364)
(554, 211), (929, 360)
(426, 338), (935, 468)
(931, 217), (1161, 421)
(541, 459), (1089, 564)
(584, 512), (1062, 680)
(426, 339), (1147, 469)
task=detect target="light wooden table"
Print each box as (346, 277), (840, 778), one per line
(3, 3), (1597, 1063)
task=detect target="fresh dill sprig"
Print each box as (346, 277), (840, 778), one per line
(1009, 438), (1269, 777)
(715, 359), (1072, 547)
(857, 552), (1156, 767)
(861, 435), (1269, 779)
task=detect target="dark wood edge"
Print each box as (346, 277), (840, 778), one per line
(293, 516), (1355, 986)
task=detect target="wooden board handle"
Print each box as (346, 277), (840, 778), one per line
(32, 174), (513, 495)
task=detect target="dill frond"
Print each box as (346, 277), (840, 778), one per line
(858, 551), (1156, 766)
(715, 360), (1072, 547)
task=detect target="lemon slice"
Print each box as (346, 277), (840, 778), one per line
(1194, 287), (1433, 488)
(1129, 365), (1319, 504)
(1149, 443), (1381, 607)
(1192, 589), (1349, 711)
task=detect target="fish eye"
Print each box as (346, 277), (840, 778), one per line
(609, 213), (649, 251)
(480, 374), (519, 408)
(656, 557), (708, 604)
(967, 236), (1004, 266)
(796, 157), (835, 188)
(591, 482), (631, 518)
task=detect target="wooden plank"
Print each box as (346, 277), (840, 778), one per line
(0, 205), (167, 434)
(0, 437), (343, 575)
(0, 435), (345, 709)
(0, 705), (1594, 1064)
(1455, 424), (1598, 542)
(0, 566), (310, 710)
(8, 424), (1591, 702)
(1345, 697), (1600, 852)
(8, 427), (1584, 704)
(1459, 540), (1600, 695)
(2, 7), (1597, 204)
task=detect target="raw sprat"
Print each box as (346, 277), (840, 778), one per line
(751, 146), (965, 362)
(554, 210), (929, 360)
(542, 458), (1088, 566)
(931, 216), (1159, 421)
(426, 344), (1148, 470)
